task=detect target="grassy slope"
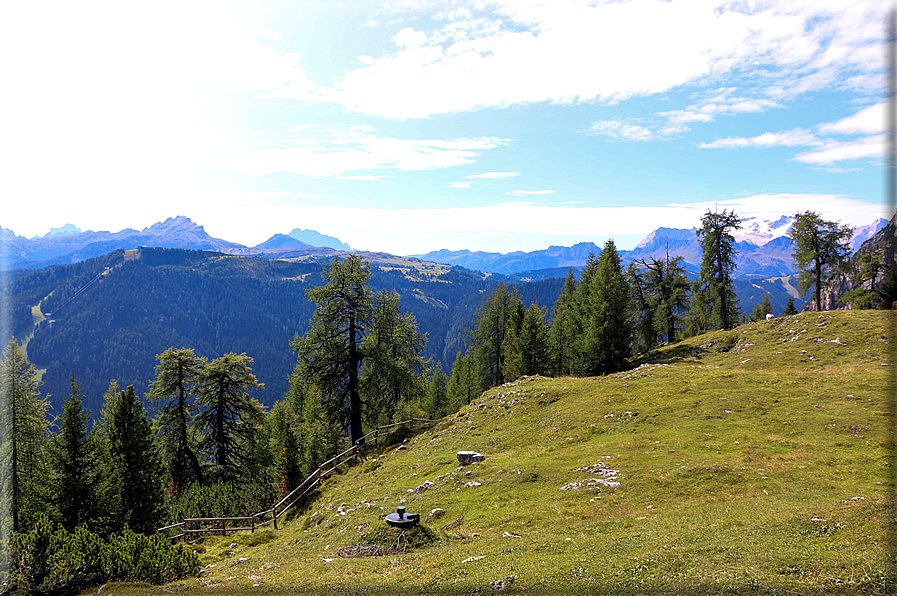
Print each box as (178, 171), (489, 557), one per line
(97, 311), (893, 595)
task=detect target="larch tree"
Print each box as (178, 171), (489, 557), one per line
(446, 350), (478, 411)
(789, 211), (853, 312)
(640, 255), (690, 343)
(0, 339), (50, 535)
(148, 348), (206, 493)
(470, 284), (523, 389)
(504, 302), (550, 380)
(194, 352), (265, 483)
(425, 367), (450, 420)
(696, 210), (742, 330)
(627, 262), (657, 351)
(293, 255), (426, 445)
(360, 290), (428, 426)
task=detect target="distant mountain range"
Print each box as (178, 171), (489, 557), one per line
(416, 217), (890, 279)
(2, 214), (889, 279)
(0, 216), (352, 270)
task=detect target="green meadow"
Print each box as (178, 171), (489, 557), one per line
(91, 310), (894, 595)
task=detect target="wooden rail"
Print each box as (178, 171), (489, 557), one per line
(156, 417), (433, 541)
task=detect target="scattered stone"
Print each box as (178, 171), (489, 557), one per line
(414, 480), (435, 494)
(462, 556), (485, 563)
(502, 531), (521, 538)
(465, 481), (483, 487)
(237, 557), (249, 563)
(457, 451), (486, 465)
(429, 508), (446, 519)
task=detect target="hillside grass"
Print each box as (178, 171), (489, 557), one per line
(87, 310), (894, 595)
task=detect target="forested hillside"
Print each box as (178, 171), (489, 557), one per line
(5, 248), (563, 417)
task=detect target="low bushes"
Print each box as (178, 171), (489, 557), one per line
(3, 515), (199, 595)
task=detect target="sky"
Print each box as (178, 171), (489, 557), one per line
(1, 0), (891, 255)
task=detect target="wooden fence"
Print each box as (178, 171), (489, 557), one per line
(157, 417), (433, 542)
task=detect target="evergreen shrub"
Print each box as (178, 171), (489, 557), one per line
(3, 515), (199, 594)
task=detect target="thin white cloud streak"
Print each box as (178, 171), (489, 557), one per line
(504, 190), (555, 196)
(228, 127), (511, 177)
(699, 129), (822, 149)
(274, 0), (886, 118)
(464, 171), (519, 179)
(235, 193), (883, 255)
(445, 181), (472, 188)
(585, 120), (655, 141)
(794, 135), (884, 165)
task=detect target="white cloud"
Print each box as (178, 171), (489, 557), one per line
(794, 135), (884, 165)
(228, 126), (511, 177)
(362, 20), (379, 28)
(505, 190), (555, 196)
(464, 171), (519, 179)
(585, 120), (655, 141)
(817, 101), (886, 135)
(274, 0), (885, 118)
(699, 128), (822, 149)
(257, 27), (283, 42)
(445, 181), (472, 188)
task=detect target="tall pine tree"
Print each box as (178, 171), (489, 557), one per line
(696, 210), (741, 330)
(148, 348), (205, 493)
(103, 385), (165, 534)
(194, 353), (265, 483)
(47, 376), (107, 532)
(0, 339), (50, 535)
(790, 211), (853, 312)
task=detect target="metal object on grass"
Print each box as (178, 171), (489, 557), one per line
(385, 505), (420, 528)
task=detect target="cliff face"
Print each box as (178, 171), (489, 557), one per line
(812, 213), (897, 311)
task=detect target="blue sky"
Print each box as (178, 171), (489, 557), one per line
(1, 0), (889, 254)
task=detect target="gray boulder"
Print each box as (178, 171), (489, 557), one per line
(457, 451), (486, 465)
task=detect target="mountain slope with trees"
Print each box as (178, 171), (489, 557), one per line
(5, 249), (564, 418)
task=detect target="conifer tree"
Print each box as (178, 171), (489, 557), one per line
(360, 290), (428, 426)
(103, 385), (165, 534)
(274, 417), (300, 499)
(584, 240), (632, 374)
(878, 268), (897, 308)
(446, 350), (478, 411)
(548, 270), (578, 376)
(194, 353), (265, 483)
(148, 348), (205, 493)
(783, 295), (798, 315)
(627, 263), (657, 351)
(504, 302), (550, 380)
(789, 211), (852, 312)
(470, 284), (523, 389)
(0, 339), (50, 535)
(751, 293), (774, 321)
(293, 255), (374, 445)
(641, 255), (690, 343)
(696, 210), (741, 330)
(425, 367), (450, 419)
(47, 376), (107, 532)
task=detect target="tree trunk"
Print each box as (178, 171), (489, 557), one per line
(815, 258), (823, 312)
(348, 312), (362, 445)
(715, 234), (730, 330)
